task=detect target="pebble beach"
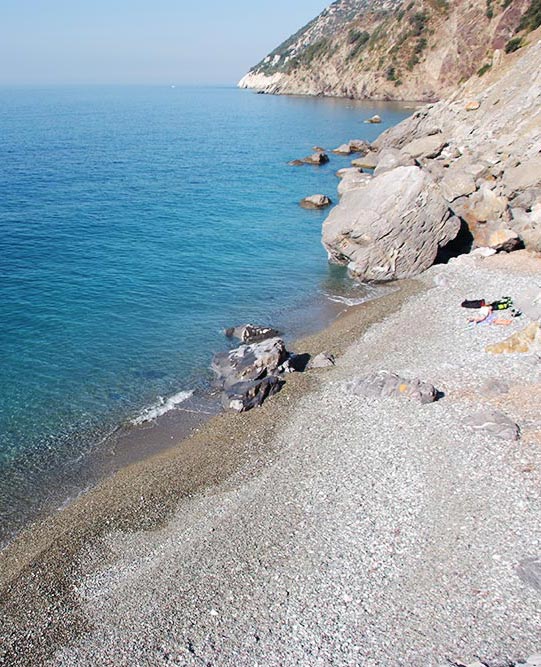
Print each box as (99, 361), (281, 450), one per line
(2, 250), (540, 666)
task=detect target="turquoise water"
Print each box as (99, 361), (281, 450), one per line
(0, 86), (410, 541)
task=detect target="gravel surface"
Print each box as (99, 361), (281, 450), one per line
(43, 252), (541, 667)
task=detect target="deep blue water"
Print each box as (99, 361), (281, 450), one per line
(0, 85), (410, 540)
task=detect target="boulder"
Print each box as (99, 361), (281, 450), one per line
(364, 114), (382, 124)
(212, 337), (289, 389)
(487, 228), (521, 252)
(303, 152), (330, 166)
(337, 170), (372, 196)
(224, 324), (280, 344)
(510, 203), (541, 251)
(312, 146), (326, 152)
(345, 370), (439, 404)
(300, 194), (332, 209)
(351, 151), (378, 169)
(222, 376), (284, 412)
(464, 408), (519, 440)
(465, 100), (481, 111)
(486, 323), (541, 354)
(332, 143), (353, 155)
(373, 148), (414, 176)
(401, 135), (447, 159)
(503, 157), (541, 192)
(439, 169), (477, 202)
(306, 352), (335, 370)
(348, 139), (372, 154)
(322, 166), (459, 281)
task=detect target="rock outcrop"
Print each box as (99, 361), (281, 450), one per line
(300, 194), (332, 209)
(322, 35), (541, 280)
(212, 338), (290, 412)
(323, 165), (459, 281)
(239, 0), (536, 102)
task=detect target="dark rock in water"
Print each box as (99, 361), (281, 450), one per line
(222, 376), (284, 412)
(307, 352), (335, 370)
(224, 324), (280, 345)
(464, 407), (519, 440)
(290, 152), (330, 166)
(212, 337), (288, 389)
(346, 370), (439, 404)
(304, 152), (330, 166)
(300, 194), (332, 209)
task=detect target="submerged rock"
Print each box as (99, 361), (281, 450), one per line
(323, 165), (459, 282)
(300, 194), (332, 209)
(224, 324), (280, 345)
(364, 114), (382, 124)
(345, 370), (439, 404)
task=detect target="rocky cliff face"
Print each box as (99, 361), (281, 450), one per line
(322, 33), (541, 281)
(239, 0), (537, 102)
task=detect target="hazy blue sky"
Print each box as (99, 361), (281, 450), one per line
(0, 1), (328, 85)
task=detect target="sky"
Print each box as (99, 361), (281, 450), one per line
(0, 1), (329, 85)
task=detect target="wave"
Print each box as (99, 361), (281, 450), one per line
(131, 390), (194, 425)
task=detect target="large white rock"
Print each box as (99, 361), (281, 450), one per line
(322, 166), (459, 281)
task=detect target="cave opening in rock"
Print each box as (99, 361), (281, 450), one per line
(434, 218), (474, 264)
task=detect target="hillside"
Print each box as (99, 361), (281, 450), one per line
(239, 0), (539, 101)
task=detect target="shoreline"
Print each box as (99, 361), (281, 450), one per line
(4, 252), (541, 665)
(0, 278), (423, 664)
(0, 274), (384, 551)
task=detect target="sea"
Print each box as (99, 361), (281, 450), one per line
(0, 85), (411, 544)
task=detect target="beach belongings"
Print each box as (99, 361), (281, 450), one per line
(212, 337), (290, 412)
(462, 299), (487, 309)
(461, 297), (513, 310)
(464, 407), (519, 440)
(486, 322), (541, 354)
(224, 324), (280, 345)
(345, 370), (439, 404)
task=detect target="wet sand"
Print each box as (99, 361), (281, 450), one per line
(0, 279), (422, 666)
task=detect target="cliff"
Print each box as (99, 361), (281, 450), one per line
(239, 0), (539, 102)
(322, 28), (541, 281)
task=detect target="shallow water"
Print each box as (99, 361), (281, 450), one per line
(0, 85), (411, 541)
